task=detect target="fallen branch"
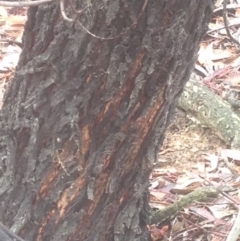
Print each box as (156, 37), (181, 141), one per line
(150, 186), (234, 225)
(178, 74), (240, 148)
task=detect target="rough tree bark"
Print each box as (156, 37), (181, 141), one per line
(0, 1), (213, 240)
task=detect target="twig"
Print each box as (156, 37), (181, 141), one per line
(207, 21), (240, 34)
(0, 223), (27, 241)
(69, 0), (89, 15)
(78, 0), (149, 40)
(223, 0), (240, 46)
(150, 186), (235, 225)
(60, 0), (74, 22)
(0, 0), (148, 41)
(60, 0), (149, 41)
(60, 0), (90, 22)
(0, 0), (54, 7)
(214, 3), (240, 13)
(0, 39), (22, 48)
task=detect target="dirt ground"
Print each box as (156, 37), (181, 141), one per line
(158, 108), (227, 171)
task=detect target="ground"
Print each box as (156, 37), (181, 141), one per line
(150, 108), (239, 241)
(159, 108), (226, 171)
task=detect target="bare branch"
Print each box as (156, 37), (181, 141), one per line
(69, 0), (89, 15)
(76, 0), (149, 41)
(60, 0), (74, 22)
(207, 21), (240, 34)
(59, 0), (149, 41)
(223, 0), (240, 46)
(214, 3), (240, 13)
(0, 0), (54, 7)
(0, 223), (27, 241)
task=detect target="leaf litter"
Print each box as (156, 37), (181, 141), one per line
(151, 1), (240, 240)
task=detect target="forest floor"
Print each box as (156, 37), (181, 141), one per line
(149, 109), (235, 241)
(159, 109), (226, 170)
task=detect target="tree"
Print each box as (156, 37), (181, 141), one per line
(0, 0), (213, 240)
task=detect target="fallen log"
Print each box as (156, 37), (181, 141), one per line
(178, 74), (240, 148)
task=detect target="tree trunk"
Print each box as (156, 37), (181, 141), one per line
(0, 1), (213, 240)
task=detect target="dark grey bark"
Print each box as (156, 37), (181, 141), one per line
(0, 1), (213, 240)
